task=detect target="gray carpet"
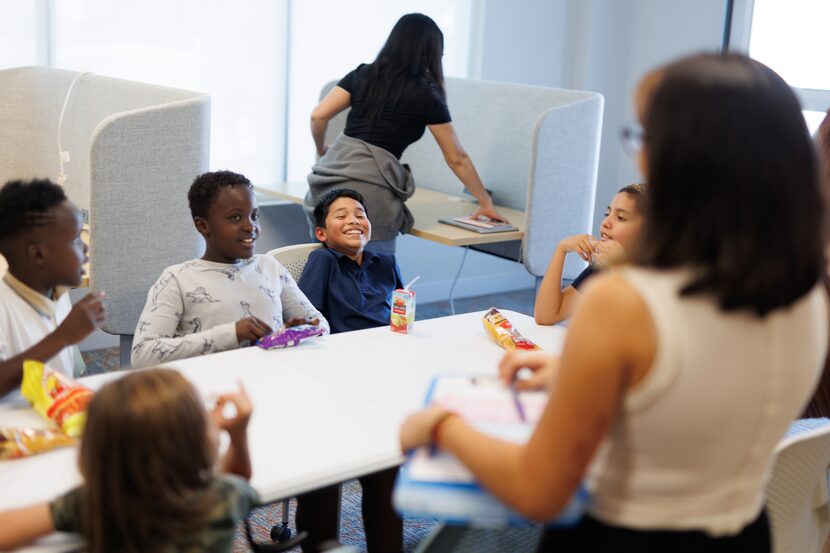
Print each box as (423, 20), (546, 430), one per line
(80, 287), (536, 552)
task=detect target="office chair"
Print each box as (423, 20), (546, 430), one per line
(767, 422), (830, 553)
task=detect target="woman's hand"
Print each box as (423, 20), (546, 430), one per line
(472, 205), (510, 224)
(400, 404), (454, 451)
(498, 350), (560, 391)
(557, 234), (599, 262)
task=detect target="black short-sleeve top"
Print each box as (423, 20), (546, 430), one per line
(337, 63), (452, 159)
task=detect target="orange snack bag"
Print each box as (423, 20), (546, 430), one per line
(482, 308), (541, 351)
(0, 427), (75, 459)
(21, 360), (93, 438)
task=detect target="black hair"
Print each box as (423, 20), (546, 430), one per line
(188, 170), (252, 219)
(363, 13), (445, 126)
(617, 183), (645, 211)
(0, 179), (67, 243)
(313, 188), (367, 229)
(634, 53), (824, 316)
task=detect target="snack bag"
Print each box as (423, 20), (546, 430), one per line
(482, 308), (541, 351)
(256, 324), (325, 350)
(0, 427), (75, 459)
(21, 360), (93, 438)
(391, 289), (416, 334)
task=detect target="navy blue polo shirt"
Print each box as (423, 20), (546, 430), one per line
(298, 247), (404, 334)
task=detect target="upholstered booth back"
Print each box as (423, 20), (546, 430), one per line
(0, 66), (210, 338)
(321, 77), (603, 279)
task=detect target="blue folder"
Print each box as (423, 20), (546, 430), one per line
(393, 374), (587, 526)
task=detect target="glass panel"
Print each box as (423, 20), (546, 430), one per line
(749, 0), (830, 91)
(285, 1), (473, 181)
(0, 1), (39, 68)
(53, 0), (288, 184)
(804, 109), (827, 137)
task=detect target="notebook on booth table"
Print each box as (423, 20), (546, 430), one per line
(393, 374), (586, 526)
(438, 216), (518, 234)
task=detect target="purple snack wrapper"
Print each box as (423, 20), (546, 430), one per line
(256, 324), (325, 350)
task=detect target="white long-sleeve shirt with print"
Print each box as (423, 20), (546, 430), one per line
(131, 255), (328, 368)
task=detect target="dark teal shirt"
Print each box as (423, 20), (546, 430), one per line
(298, 248), (403, 334)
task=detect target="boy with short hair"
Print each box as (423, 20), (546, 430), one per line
(131, 170), (327, 369)
(0, 179), (105, 403)
(298, 188), (403, 334)
(297, 187), (403, 553)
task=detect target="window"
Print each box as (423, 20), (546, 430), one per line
(285, 1), (473, 181)
(0, 1), (41, 67)
(1, 1), (475, 183)
(731, 0), (830, 133)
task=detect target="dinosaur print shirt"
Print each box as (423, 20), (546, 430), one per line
(130, 255), (328, 368)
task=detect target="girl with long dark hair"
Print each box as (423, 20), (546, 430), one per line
(305, 13), (506, 254)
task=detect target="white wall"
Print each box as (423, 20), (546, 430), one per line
(476, 0), (727, 233)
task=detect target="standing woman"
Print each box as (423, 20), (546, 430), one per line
(401, 53), (828, 552)
(305, 13), (506, 255)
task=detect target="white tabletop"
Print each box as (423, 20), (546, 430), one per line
(0, 310), (565, 551)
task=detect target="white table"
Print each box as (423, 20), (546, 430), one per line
(0, 310), (566, 552)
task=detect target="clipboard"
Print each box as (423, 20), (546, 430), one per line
(393, 374), (587, 526)
(438, 216), (519, 234)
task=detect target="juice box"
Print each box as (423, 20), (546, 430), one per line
(391, 289), (416, 334)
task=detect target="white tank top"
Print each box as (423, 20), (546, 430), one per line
(587, 267), (828, 536)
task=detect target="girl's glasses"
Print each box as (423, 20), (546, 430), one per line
(620, 122), (645, 156)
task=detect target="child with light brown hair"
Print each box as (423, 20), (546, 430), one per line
(0, 369), (257, 553)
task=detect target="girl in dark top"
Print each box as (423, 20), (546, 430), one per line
(307, 13), (506, 254)
(534, 184), (645, 326)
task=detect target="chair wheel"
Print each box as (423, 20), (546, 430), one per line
(270, 523), (293, 543)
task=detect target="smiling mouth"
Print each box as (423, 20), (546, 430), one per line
(344, 229), (363, 236)
(240, 237), (256, 245)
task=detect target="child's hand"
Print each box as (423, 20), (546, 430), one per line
(235, 316), (272, 343)
(593, 239), (625, 268)
(284, 317), (319, 328)
(498, 350), (560, 391)
(210, 382), (253, 441)
(55, 291), (106, 345)
(557, 234), (599, 262)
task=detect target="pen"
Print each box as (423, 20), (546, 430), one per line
(511, 378), (527, 423)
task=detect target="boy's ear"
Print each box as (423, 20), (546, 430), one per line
(193, 216), (209, 237)
(314, 226), (327, 243)
(27, 242), (46, 266)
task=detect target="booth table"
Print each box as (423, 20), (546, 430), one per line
(0, 310), (566, 552)
(254, 182), (527, 248)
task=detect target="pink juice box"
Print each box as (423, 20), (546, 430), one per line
(391, 289), (416, 334)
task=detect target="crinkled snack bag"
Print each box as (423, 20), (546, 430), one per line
(256, 324), (325, 350)
(482, 308), (541, 351)
(21, 360), (93, 438)
(0, 427), (75, 459)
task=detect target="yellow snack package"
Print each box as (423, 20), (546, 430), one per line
(21, 360), (93, 438)
(482, 308), (541, 351)
(0, 427), (75, 459)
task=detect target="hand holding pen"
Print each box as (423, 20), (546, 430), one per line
(498, 350), (560, 392)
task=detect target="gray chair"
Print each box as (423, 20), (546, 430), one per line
(0, 66), (210, 367)
(766, 423), (830, 553)
(267, 243), (324, 282)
